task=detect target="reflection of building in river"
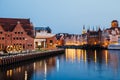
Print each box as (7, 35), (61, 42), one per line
(33, 57), (56, 72)
(65, 49), (111, 65)
(65, 49), (120, 73)
(0, 63), (34, 80)
(108, 50), (120, 72)
(65, 49), (87, 62)
(32, 57), (56, 80)
(0, 57), (56, 80)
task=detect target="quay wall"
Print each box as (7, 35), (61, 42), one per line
(57, 45), (107, 49)
(0, 49), (65, 66)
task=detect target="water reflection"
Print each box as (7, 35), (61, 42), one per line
(0, 57), (57, 80)
(0, 49), (120, 80)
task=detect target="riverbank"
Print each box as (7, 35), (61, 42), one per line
(57, 45), (107, 50)
(0, 49), (65, 66)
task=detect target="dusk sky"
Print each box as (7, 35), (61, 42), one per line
(0, 0), (120, 34)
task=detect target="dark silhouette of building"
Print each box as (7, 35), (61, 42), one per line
(87, 28), (102, 45)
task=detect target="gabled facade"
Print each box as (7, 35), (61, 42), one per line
(87, 28), (102, 45)
(0, 18), (34, 52)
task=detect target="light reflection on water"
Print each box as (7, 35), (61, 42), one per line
(0, 49), (120, 80)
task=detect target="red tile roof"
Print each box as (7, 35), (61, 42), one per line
(0, 18), (34, 38)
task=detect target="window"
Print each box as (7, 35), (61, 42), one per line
(21, 32), (23, 34)
(2, 37), (4, 40)
(50, 40), (53, 43)
(16, 37), (18, 40)
(13, 37), (15, 40)
(15, 32), (17, 34)
(50, 40), (53, 45)
(19, 37), (21, 40)
(23, 44), (25, 49)
(18, 32), (20, 34)
(0, 31), (3, 34)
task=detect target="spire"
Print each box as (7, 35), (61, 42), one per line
(93, 26), (94, 31)
(98, 26), (102, 32)
(87, 26), (90, 32)
(82, 25), (86, 34)
(83, 25), (85, 29)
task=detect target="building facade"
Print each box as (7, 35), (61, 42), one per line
(34, 27), (57, 50)
(0, 18), (34, 52)
(87, 28), (102, 45)
(102, 20), (120, 47)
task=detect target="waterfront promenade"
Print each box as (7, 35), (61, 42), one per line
(0, 49), (64, 66)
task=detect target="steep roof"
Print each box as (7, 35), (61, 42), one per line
(35, 27), (52, 33)
(0, 18), (34, 38)
(35, 32), (55, 39)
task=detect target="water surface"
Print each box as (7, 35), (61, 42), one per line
(0, 49), (120, 80)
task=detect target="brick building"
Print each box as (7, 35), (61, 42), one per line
(87, 28), (102, 45)
(0, 18), (34, 52)
(34, 27), (57, 49)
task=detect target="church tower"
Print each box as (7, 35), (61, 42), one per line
(111, 20), (119, 28)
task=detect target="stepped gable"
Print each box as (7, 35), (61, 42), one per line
(0, 18), (34, 37)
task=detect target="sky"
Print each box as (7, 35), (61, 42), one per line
(0, 0), (120, 34)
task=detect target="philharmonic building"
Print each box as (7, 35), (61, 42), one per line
(0, 18), (34, 52)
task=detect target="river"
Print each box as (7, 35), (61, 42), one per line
(0, 49), (120, 80)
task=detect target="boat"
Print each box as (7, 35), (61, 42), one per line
(108, 43), (120, 50)
(108, 35), (120, 50)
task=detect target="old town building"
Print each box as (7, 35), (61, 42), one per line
(0, 18), (34, 52)
(56, 33), (68, 46)
(102, 20), (120, 47)
(87, 28), (102, 45)
(34, 27), (57, 49)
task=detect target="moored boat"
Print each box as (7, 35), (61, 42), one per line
(108, 44), (120, 50)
